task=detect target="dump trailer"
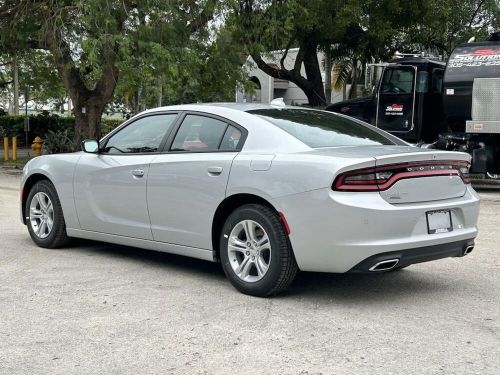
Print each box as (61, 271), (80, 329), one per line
(327, 36), (500, 179)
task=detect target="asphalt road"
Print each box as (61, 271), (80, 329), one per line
(1, 172), (499, 375)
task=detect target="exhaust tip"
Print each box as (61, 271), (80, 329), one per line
(369, 259), (400, 272)
(464, 246), (474, 256)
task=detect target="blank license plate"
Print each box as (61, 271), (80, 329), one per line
(426, 210), (453, 234)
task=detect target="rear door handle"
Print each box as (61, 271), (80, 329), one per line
(207, 166), (223, 176)
(131, 169), (145, 177)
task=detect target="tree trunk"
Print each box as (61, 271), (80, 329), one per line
(302, 41), (326, 108)
(157, 76), (162, 107)
(74, 101), (105, 144)
(302, 86), (327, 107)
(349, 59), (358, 99)
(324, 49), (332, 105)
(13, 55), (19, 115)
(250, 38), (326, 109)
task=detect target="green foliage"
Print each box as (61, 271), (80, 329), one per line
(43, 129), (76, 154)
(114, 12), (248, 111)
(407, 0), (500, 56)
(0, 114), (122, 146)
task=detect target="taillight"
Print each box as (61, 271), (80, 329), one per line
(333, 160), (471, 192)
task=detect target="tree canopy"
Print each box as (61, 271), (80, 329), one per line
(0, 0), (499, 140)
(0, 0), (245, 142)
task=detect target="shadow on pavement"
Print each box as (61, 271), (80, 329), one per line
(57, 238), (456, 303)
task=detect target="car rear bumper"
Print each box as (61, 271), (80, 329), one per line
(348, 239), (475, 273)
(272, 185), (480, 273)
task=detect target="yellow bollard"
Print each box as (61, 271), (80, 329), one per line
(3, 137), (8, 161)
(12, 136), (17, 161)
(31, 136), (43, 157)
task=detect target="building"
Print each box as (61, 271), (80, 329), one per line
(236, 48), (345, 106)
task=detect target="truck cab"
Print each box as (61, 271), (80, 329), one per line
(327, 57), (446, 143)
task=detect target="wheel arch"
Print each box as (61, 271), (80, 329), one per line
(211, 193), (283, 261)
(21, 173), (53, 224)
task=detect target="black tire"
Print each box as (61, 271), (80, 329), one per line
(25, 180), (69, 248)
(220, 204), (298, 297)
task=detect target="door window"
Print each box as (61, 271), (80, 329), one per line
(171, 115), (241, 152)
(220, 125), (243, 151)
(103, 114), (177, 154)
(381, 68), (415, 94)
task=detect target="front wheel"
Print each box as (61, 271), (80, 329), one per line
(25, 180), (69, 248)
(220, 204), (298, 297)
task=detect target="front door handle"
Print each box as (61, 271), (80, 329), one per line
(207, 166), (223, 176)
(131, 169), (145, 178)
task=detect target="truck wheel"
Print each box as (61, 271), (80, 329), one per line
(220, 204), (298, 297)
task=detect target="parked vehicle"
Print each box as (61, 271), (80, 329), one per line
(327, 35), (500, 179)
(21, 103), (479, 296)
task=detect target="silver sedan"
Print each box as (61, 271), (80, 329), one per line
(20, 103), (480, 296)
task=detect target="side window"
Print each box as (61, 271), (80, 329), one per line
(103, 114), (177, 154)
(416, 71), (429, 93)
(431, 69), (444, 93)
(220, 125), (242, 151)
(171, 115), (229, 152)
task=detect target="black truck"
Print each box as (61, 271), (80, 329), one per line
(327, 36), (500, 179)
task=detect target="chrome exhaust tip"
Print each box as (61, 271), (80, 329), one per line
(369, 259), (400, 272)
(464, 246), (474, 256)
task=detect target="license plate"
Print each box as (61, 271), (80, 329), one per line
(426, 210), (453, 234)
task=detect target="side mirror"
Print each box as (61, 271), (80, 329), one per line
(81, 139), (99, 153)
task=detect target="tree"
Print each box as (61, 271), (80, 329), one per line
(233, 0), (500, 107)
(408, 0), (500, 58)
(232, 0), (358, 107)
(0, 49), (67, 114)
(112, 20), (249, 114)
(0, 0), (217, 143)
(233, 0), (443, 107)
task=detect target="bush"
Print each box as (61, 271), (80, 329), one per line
(101, 118), (122, 136)
(43, 129), (76, 154)
(0, 113), (122, 147)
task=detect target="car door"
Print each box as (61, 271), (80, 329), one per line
(74, 113), (178, 240)
(376, 65), (417, 134)
(147, 112), (246, 249)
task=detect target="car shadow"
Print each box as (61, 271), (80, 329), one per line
(68, 238), (226, 279)
(65, 238), (455, 303)
(284, 269), (453, 304)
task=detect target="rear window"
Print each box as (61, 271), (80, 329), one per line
(248, 109), (395, 148)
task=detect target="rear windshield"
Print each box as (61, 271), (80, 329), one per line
(248, 108), (395, 148)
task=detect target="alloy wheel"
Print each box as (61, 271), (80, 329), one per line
(227, 219), (272, 282)
(29, 192), (54, 239)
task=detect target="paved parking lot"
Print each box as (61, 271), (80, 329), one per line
(1, 172), (499, 374)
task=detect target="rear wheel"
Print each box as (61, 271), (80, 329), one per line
(26, 180), (69, 248)
(220, 204), (298, 297)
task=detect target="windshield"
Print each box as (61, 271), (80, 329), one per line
(248, 108), (395, 148)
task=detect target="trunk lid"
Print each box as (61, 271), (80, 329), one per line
(313, 145), (470, 204)
(372, 147), (470, 204)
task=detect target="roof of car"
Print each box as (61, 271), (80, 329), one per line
(145, 102), (312, 114)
